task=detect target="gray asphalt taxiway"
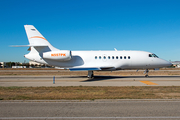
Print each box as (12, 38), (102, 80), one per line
(1, 74), (180, 120)
(1, 75), (180, 86)
(1, 100), (180, 120)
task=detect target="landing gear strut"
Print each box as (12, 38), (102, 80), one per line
(88, 71), (94, 78)
(144, 69), (149, 77)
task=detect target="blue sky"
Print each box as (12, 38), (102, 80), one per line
(0, 0), (180, 62)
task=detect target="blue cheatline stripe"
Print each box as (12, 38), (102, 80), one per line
(69, 68), (100, 71)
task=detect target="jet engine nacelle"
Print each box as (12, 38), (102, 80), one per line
(43, 50), (72, 61)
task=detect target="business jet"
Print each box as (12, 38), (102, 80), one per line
(15, 25), (172, 78)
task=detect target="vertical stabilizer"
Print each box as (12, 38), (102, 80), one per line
(24, 25), (60, 63)
(24, 25), (58, 51)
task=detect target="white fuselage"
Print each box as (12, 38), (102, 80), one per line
(25, 50), (171, 70)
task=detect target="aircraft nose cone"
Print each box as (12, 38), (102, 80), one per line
(162, 60), (172, 67)
(168, 62), (173, 66)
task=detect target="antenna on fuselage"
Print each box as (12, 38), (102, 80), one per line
(114, 48), (117, 51)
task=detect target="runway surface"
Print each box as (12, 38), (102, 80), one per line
(1, 100), (180, 120)
(1, 75), (180, 86)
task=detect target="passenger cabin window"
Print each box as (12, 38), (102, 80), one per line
(95, 55), (131, 60)
(149, 54), (159, 58)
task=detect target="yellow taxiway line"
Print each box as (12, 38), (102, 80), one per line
(140, 81), (158, 85)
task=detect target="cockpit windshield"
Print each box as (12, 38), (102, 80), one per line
(149, 54), (159, 58)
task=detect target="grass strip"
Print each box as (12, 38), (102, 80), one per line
(0, 86), (180, 100)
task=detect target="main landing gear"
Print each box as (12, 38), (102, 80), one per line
(144, 69), (149, 77)
(88, 71), (94, 78)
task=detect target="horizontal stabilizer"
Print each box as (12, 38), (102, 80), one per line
(10, 45), (48, 47)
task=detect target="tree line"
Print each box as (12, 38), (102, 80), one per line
(1, 62), (53, 68)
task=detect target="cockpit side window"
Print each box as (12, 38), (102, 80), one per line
(149, 54), (159, 58)
(152, 54), (159, 58)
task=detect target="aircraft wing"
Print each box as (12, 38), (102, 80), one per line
(69, 66), (115, 71)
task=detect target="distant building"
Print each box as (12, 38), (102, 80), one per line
(0, 62), (6, 68)
(171, 61), (180, 68)
(12, 66), (26, 68)
(29, 61), (42, 66)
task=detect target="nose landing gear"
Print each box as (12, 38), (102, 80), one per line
(144, 69), (149, 77)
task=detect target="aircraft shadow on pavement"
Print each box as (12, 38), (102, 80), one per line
(82, 76), (124, 82)
(81, 75), (180, 82)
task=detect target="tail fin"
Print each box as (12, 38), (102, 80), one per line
(24, 25), (58, 51)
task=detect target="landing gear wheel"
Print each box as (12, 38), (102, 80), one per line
(144, 69), (149, 77)
(88, 71), (94, 78)
(145, 74), (149, 77)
